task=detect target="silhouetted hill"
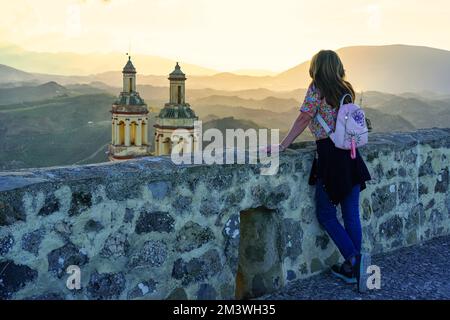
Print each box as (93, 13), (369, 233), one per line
(203, 117), (263, 133)
(0, 64), (36, 84)
(0, 81), (70, 105)
(364, 108), (416, 132)
(276, 45), (450, 93)
(375, 96), (450, 128)
(194, 95), (298, 113)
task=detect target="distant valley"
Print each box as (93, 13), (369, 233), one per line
(1, 43), (449, 170)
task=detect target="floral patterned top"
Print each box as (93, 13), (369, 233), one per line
(300, 84), (338, 140)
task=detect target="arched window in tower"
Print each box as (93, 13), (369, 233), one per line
(118, 121), (125, 145)
(142, 121), (147, 145)
(162, 137), (172, 155)
(130, 121), (137, 145)
(177, 85), (181, 104)
(129, 78), (133, 92)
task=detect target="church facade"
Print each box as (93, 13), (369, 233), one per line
(108, 57), (151, 161)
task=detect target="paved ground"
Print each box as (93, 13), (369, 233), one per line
(264, 235), (450, 300)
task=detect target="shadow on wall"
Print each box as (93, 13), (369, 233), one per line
(236, 206), (284, 299)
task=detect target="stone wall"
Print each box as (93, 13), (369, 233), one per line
(0, 128), (449, 300)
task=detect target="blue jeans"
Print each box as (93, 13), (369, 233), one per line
(316, 180), (362, 261)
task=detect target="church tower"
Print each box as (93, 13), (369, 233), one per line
(154, 63), (199, 156)
(109, 56), (151, 161)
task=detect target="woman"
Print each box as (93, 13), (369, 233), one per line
(277, 50), (372, 292)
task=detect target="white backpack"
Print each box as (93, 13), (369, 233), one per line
(316, 94), (369, 159)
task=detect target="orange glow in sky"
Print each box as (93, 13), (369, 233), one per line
(1, 0), (449, 72)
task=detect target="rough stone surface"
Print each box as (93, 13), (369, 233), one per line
(88, 271), (125, 300)
(379, 215), (404, 239)
(38, 194), (60, 216)
(129, 240), (168, 268)
(172, 249), (222, 285)
(223, 214), (240, 273)
(84, 219), (104, 233)
(127, 280), (157, 299)
(315, 234), (330, 250)
(68, 191), (92, 216)
(21, 228), (45, 256)
(0, 261), (37, 299)
(47, 243), (89, 278)
(123, 208), (134, 223)
(0, 200), (25, 226)
(175, 221), (214, 252)
(310, 258), (324, 273)
(173, 196), (192, 214)
(283, 218), (303, 259)
(419, 155), (434, 177)
(405, 204), (425, 230)
(135, 211), (174, 234)
(361, 198), (372, 221)
(200, 198), (221, 216)
(148, 181), (172, 199)
(54, 221), (72, 238)
(399, 182), (414, 204)
(435, 168), (449, 193)
(0, 128), (448, 300)
(371, 185), (396, 217)
(100, 230), (129, 258)
(0, 234), (14, 255)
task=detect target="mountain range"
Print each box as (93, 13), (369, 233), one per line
(2, 44), (450, 94)
(0, 44), (218, 76)
(1, 44), (449, 169)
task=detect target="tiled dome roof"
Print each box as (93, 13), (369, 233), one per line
(158, 104), (196, 119)
(114, 92), (145, 106)
(123, 56), (136, 73)
(168, 62), (186, 80)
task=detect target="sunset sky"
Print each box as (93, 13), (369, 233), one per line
(1, 0), (450, 72)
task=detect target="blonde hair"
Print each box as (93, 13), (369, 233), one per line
(309, 50), (355, 108)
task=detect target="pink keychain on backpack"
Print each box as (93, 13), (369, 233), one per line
(350, 137), (356, 159)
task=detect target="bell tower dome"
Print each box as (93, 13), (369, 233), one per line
(108, 56), (151, 161)
(122, 56), (136, 93)
(154, 63), (199, 156)
(169, 62), (186, 105)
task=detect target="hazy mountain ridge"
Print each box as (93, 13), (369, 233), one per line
(2, 45), (450, 94)
(0, 44), (219, 76)
(276, 45), (450, 93)
(1, 44), (450, 169)
(0, 81), (68, 105)
(194, 95), (299, 113)
(0, 83), (446, 170)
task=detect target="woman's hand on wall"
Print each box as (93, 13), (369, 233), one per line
(260, 144), (286, 155)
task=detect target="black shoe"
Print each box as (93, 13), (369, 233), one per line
(355, 253), (371, 293)
(331, 261), (357, 284)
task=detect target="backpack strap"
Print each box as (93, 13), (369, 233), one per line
(340, 93), (353, 106)
(316, 113), (333, 135)
(315, 93), (352, 135)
